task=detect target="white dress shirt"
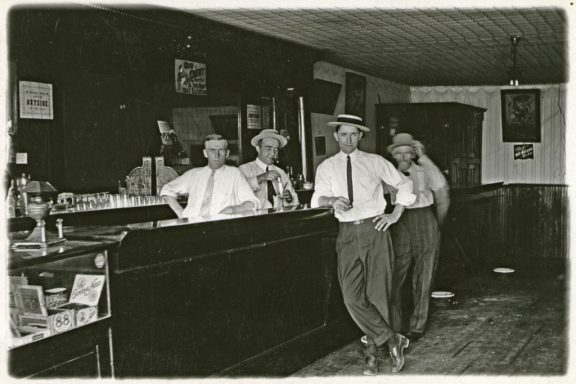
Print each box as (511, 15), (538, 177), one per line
(311, 149), (415, 222)
(239, 158), (299, 209)
(160, 165), (260, 218)
(402, 155), (448, 209)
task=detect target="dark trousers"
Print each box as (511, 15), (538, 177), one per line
(336, 220), (396, 346)
(390, 206), (440, 334)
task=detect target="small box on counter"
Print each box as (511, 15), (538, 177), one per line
(19, 307), (76, 334)
(53, 274), (105, 327)
(56, 303), (98, 327)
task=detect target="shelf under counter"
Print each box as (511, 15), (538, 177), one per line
(8, 244), (115, 378)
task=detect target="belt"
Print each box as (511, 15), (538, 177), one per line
(340, 216), (377, 225)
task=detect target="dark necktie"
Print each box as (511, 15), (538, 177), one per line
(346, 156), (353, 204)
(402, 171), (410, 176)
(266, 166), (276, 205)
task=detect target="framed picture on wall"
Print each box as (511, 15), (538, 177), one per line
(501, 89), (541, 142)
(345, 72), (366, 120)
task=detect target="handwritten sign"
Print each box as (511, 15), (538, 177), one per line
(514, 144), (534, 160)
(70, 274), (105, 307)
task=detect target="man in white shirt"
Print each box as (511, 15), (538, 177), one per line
(161, 134), (260, 218)
(387, 133), (450, 343)
(311, 114), (416, 375)
(239, 129), (298, 209)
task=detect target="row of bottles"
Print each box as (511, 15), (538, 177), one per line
(285, 166), (307, 191)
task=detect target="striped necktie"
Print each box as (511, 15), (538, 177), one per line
(199, 169), (215, 216)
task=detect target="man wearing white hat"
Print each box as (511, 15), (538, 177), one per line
(239, 129), (299, 209)
(387, 133), (450, 343)
(311, 114), (416, 375)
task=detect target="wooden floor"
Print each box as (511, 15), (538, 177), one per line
(293, 258), (568, 377)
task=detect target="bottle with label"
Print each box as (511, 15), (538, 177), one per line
(6, 181), (16, 217)
(296, 174), (305, 190)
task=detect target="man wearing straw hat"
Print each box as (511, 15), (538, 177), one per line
(311, 114), (415, 375)
(387, 133), (450, 343)
(240, 129), (299, 209)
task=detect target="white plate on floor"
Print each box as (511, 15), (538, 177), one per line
(493, 267), (515, 274)
(431, 291), (455, 299)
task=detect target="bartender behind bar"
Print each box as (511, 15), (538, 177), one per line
(160, 134), (260, 218)
(240, 129), (299, 209)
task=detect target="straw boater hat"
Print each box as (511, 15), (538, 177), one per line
(327, 114), (370, 132)
(387, 133), (416, 153)
(250, 129), (288, 148)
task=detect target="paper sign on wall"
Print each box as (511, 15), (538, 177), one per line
(247, 104), (262, 130)
(19, 81), (53, 119)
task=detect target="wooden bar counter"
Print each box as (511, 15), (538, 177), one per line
(39, 206), (359, 377)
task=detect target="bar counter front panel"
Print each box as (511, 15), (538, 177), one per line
(56, 207), (356, 377)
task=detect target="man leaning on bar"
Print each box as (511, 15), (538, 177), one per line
(311, 114), (416, 375)
(160, 133), (260, 218)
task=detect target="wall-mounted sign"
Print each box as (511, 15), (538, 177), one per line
(514, 144), (534, 160)
(19, 81), (53, 119)
(175, 59), (207, 95)
(247, 104), (262, 130)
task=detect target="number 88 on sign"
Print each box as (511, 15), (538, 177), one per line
(48, 309), (76, 333)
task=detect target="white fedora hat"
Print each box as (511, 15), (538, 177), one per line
(250, 129), (288, 148)
(327, 114), (370, 132)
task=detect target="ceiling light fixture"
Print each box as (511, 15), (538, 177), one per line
(507, 35), (521, 86)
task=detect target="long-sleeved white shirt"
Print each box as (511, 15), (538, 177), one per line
(239, 158), (299, 209)
(311, 149), (415, 222)
(402, 155), (448, 209)
(160, 165), (260, 218)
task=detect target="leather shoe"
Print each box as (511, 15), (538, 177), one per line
(407, 331), (423, 343)
(389, 333), (409, 373)
(363, 354), (378, 376)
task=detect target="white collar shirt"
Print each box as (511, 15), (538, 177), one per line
(160, 165), (260, 217)
(239, 158), (299, 208)
(311, 149), (415, 222)
(398, 155), (448, 209)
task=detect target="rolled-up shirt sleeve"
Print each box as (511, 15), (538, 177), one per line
(239, 163), (262, 192)
(234, 170), (261, 209)
(419, 155), (447, 191)
(160, 172), (191, 198)
(378, 158), (416, 207)
(310, 162), (332, 208)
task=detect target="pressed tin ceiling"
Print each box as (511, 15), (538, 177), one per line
(179, 7), (567, 86)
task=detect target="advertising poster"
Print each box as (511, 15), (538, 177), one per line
(175, 59), (207, 95)
(19, 81), (54, 119)
(514, 144), (534, 160)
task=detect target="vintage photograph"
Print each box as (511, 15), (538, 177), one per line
(2, 0), (570, 382)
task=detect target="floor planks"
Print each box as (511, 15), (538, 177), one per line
(293, 259), (567, 377)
